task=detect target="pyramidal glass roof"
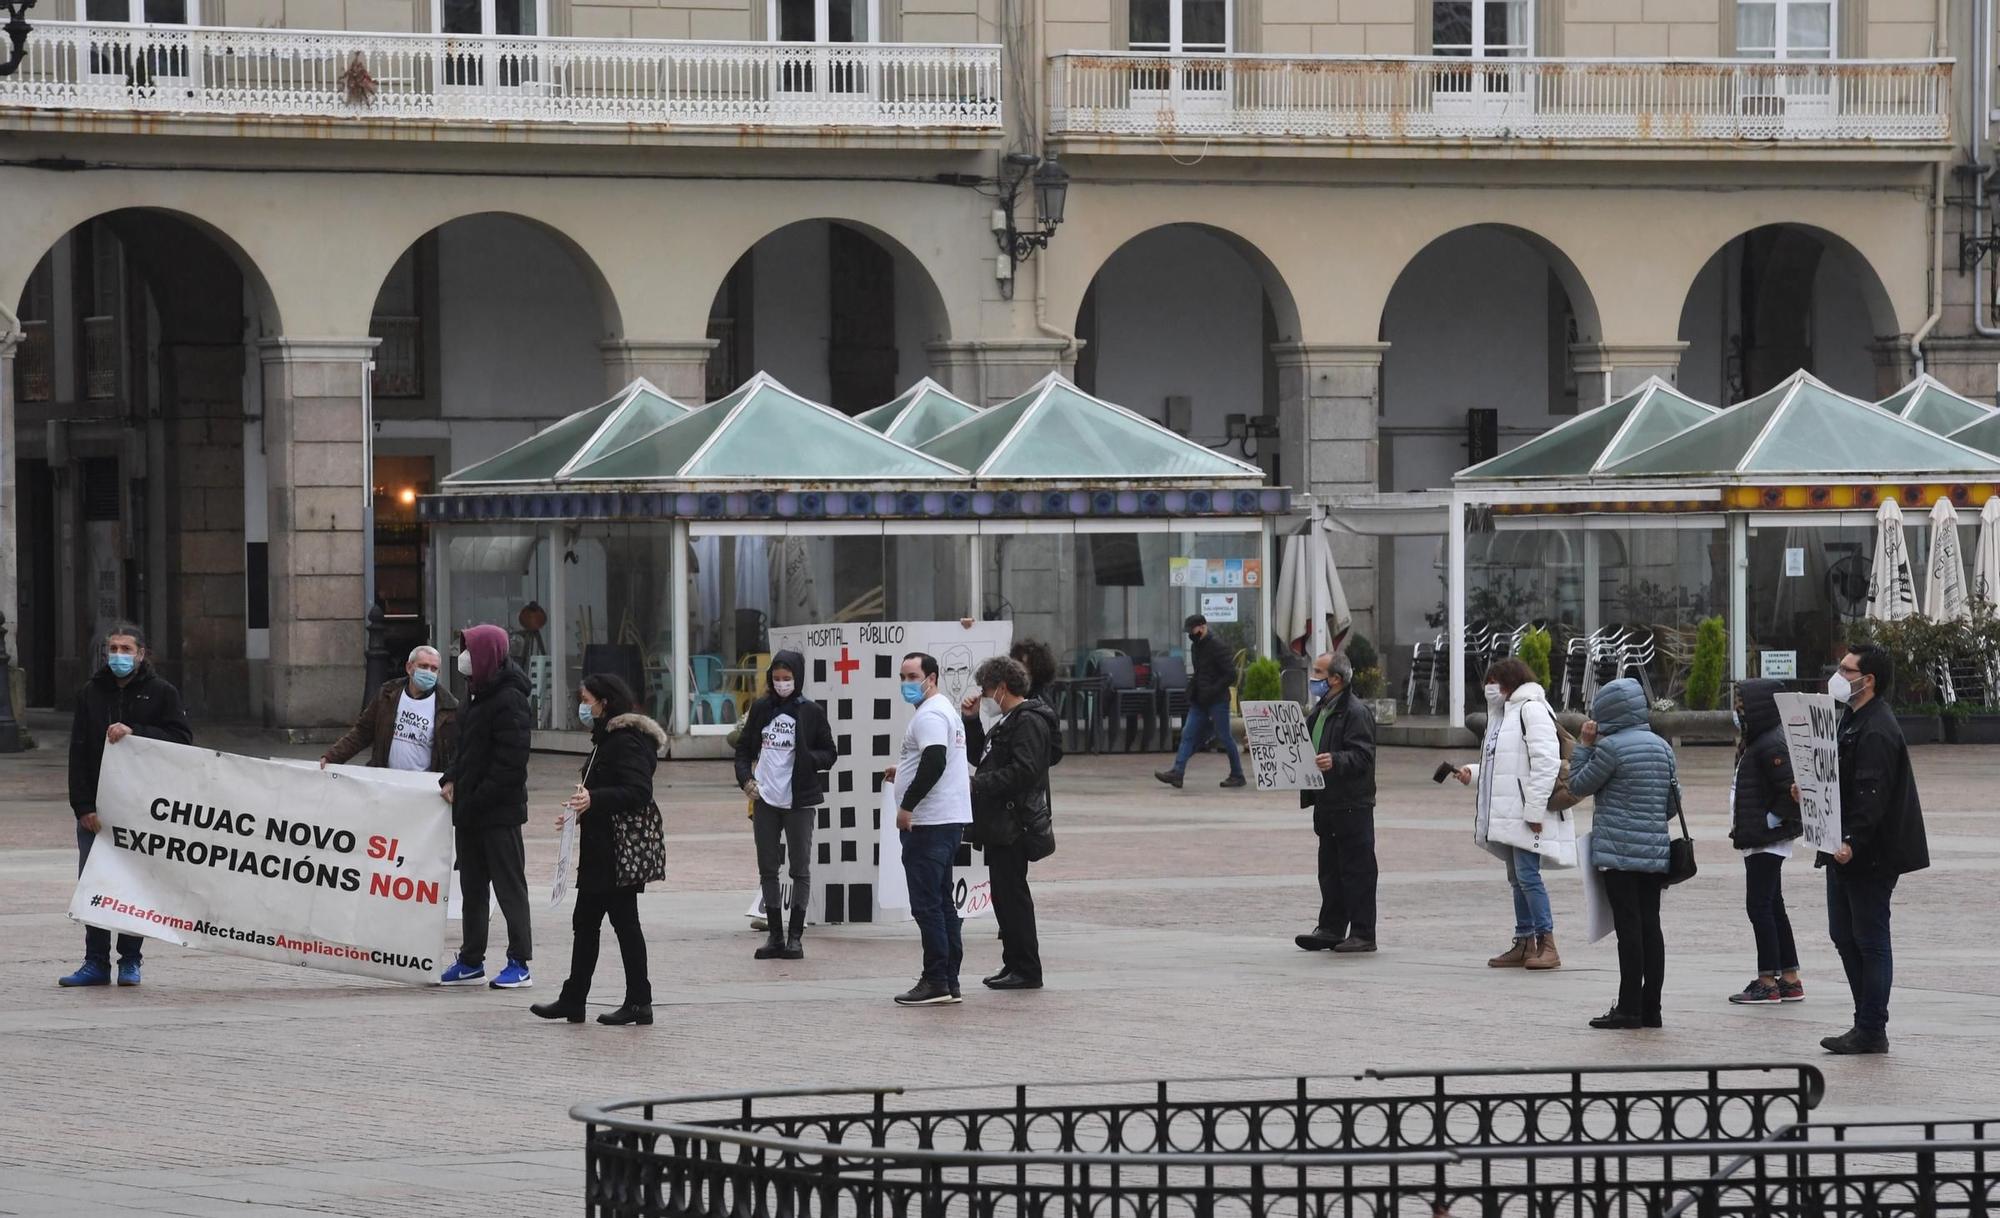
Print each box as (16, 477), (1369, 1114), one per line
(1948, 411), (2000, 457)
(1457, 378), (1716, 481)
(855, 378), (979, 447)
(1609, 371), (2000, 476)
(1874, 375), (1992, 435)
(919, 373), (1264, 480)
(444, 379), (689, 485)
(568, 372), (964, 482)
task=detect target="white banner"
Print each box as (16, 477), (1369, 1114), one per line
(1775, 692), (1843, 853)
(71, 737), (454, 985)
(875, 789), (993, 920)
(1242, 700), (1325, 791)
(1579, 831), (1614, 944)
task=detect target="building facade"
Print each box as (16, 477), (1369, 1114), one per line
(0, 0), (1988, 725)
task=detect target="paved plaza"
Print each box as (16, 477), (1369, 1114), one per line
(1, 725), (1995, 1216)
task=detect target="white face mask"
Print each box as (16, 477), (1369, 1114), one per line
(456, 650), (473, 677)
(981, 696), (1002, 718)
(1828, 673), (1853, 704)
(771, 679), (795, 698)
(1483, 684), (1502, 702)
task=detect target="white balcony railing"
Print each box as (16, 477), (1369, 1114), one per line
(1048, 53), (1950, 143)
(0, 22), (1002, 130)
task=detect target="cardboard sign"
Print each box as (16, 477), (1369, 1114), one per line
(1241, 700), (1325, 792)
(1775, 692), (1843, 854)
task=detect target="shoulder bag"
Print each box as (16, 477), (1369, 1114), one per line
(1665, 771), (1698, 886)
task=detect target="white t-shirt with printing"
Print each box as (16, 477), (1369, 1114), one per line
(387, 689), (437, 772)
(754, 708), (798, 808)
(895, 693), (971, 826)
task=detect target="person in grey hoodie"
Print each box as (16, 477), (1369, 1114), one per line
(1568, 677), (1677, 1030)
(733, 649), (838, 961)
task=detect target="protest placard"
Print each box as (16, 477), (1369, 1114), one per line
(1241, 700), (1325, 792)
(1775, 691), (1843, 853)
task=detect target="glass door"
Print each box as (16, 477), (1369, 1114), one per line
(773, 0), (876, 98)
(1129, 0), (1230, 114)
(84, 0), (195, 88)
(1431, 0), (1532, 120)
(438, 0), (544, 91)
(1735, 0), (1836, 122)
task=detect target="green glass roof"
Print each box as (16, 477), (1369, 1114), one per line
(1948, 411), (2000, 457)
(569, 373), (964, 481)
(1609, 371), (2000, 476)
(920, 374), (1264, 479)
(1456, 378), (1716, 480)
(1874, 375), (1991, 435)
(855, 378), (980, 447)
(444, 379), (689, 484)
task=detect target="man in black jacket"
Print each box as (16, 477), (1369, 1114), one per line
(963, 656), (1059, 992)
(1817, 643), (1930, 1055)
(438, 623), (535, 989)
(60, 622), (194, 988)
(1155, 614), (1246, 790)
(1296, 651), (1378, 955)
(734, 649), (838, 961)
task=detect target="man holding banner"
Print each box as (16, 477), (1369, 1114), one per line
(1295, 652), (1378, 955)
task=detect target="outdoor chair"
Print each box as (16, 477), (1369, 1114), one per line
(1098, 655), (1154, 752)
(688, 653), (735, 725)
(1153, 655), (1191, 749)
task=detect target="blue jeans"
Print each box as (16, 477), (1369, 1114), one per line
(77, 824), (144, 967)
(901, 824), (964, 987)
(1505, 847), (1553, 937)
(1172, 700), (1244, 777)
(1826, 865), (1897, 1036)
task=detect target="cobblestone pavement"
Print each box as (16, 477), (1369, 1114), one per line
(2, 726), (1995, 1215)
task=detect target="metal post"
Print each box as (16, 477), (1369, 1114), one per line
(548, 523), (568, 733)
(1448, 491), (1467, 730)
(1258, 518), (1275, 660)
(0, 610), (20, 753)
(1729, 513), (1749, 682)
(363, 601), (390, 700)
(671, 520), (690, 740)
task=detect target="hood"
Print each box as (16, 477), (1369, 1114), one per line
(1507, 682), (1549, 707)
(767, 649), (807, 699)
(1015, 697), (1060, 731)
(606, 712), (669, 755)
(1736, 678), (1784, 740)
(460, 624), (511, 688)
(1590, 678), (1651, 735)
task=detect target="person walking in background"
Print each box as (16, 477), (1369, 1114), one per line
(963, 656), (1058, 991)
(1156, 614), (1246, 791)
(1010, 638), (1060, 705)
(60, 623), (194, 989)
(1815, 642), (1929, 1055)
(533, 674), (665, 1027)
(1456, 658), (1575, 972)
(1295, 652), (1378, 954)
(734, 649), (837, 961)
(438, 624), (535, 990)
(1568, 677), (1676, 1030)
(322, 644), (458, 772)
(885, 651), (973, 1006)
(1726, 679), (1805, 1006)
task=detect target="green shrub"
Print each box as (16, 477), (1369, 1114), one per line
(1343, 632), (1378, 675)
(1516, 626), (1553, 691)
(1686, 616), (1727, 711)
(1352, 665), (1386, 701)
(1240, 656), (1283, 703)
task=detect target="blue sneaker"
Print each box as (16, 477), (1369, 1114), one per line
(116, 960), (142, 987)
(439, 959), (486, 985)
(59, 960), (111, 987)
(489, 958), (532, 989)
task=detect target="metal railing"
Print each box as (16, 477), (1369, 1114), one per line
(0, 22), (1003, 130)
(1047, 53), (1951, 142)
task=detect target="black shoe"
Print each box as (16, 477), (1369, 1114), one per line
(1642, 1012), (1663, 1029)
(1220, 774), (1246, 789)
(530, 999), (586, 1023)
(894, 978), (960, 1006)
(1821, 1028), (1889, 1055)
(950, 981), (962, 1000)
(1589, 1008), (1643, 1030)
(1153, 769), (1184, 789)
(781, 909), (807, 960)
(597, 1004), (653, 1026)
(754, 930), (786, 960)
(986, 973), (1043, 990)
(1332, 936), (1377, 954)
(982, 969), (1011, 986)
(1295, 926), (1343, 951)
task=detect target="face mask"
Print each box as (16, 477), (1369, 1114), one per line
(456, 651), (473, 677)
(412, 669), (438, 693)
(1188, 629), (1202, 642)
(1483, 683), (1501, 702)
(578, 703), (593, 726)
(1828, 673), (1853, 704)
(900, 681), (926, 706)
(1730, 707), (1741, 730)
(106, 653), (136, 678)
(980, 696), (1002, 718)
(771, 679), (795, 698)
(1309, 678), (1331, 700)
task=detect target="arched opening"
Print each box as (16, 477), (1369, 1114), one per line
(10, 208), (279, 717)
(1377, 224), (1603, 687)
(704, 219), (951, 411)
(1676, 223), (1898, 404)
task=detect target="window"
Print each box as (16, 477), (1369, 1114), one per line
(16, 257), (53, 405)
(370, 246), (425, 400)
(1736, 0), (1834, 57)
(771, 0), (877, 43)
(1431, 0), (1530, 58)
(437, 0), (543, 36)
(84, 0), (196, 23)
(1129, 0), (1229, 53)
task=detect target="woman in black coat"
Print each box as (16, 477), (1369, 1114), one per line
(1727, 679), (1804, 1006)
(963, 656), (1059, 990)
(532, 674), (664, 1027)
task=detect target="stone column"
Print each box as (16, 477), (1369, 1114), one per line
(1271, 341), (1387, 646)
(1571, 342), (1689, 406)
(926, 338), (1077, 405)
(162, 339), (250, 719)
(0, 329), (17, 651)
(259, 338), (377, 728)
(601, 339), (718, 404)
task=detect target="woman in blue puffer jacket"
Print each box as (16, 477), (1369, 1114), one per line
(1568, 677), (1677, 1030)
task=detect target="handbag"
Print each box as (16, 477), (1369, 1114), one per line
(1019, 787), (1055, 862)
(612, 800), (667, 888)
(1665, 777), (1698, 886)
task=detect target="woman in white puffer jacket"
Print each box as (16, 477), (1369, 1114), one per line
(1454, 658), (1578, 970)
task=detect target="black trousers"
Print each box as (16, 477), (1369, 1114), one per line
(1313, 805), (1377, 941)
(456, 822), (533, 966)
(1603, 869), (1665, 1018)
(986, 840), (1042, 983)
(753, 801), (814, 927)
(1742, 852), (1799, 975)
(1826, 866), (1898, 1036)
(561, 886), (650, 1006)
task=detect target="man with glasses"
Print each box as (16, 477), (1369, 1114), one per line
(883, 651), (973, 1006)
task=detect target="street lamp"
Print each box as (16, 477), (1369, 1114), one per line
(993, 151), (1070, 297)
(0, 0), (35, 77)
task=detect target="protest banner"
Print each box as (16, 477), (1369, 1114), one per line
(72, 737), (453, 985)
(876, 788), (993, 921)
(1578, 831), (1614, 944)
(1241, 700), (1325, 792)
(1774, 692), (1843, 853)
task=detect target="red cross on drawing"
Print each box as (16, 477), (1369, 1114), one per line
(833, 647), (861, 684)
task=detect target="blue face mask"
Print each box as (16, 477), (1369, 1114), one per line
(578, 703), (594, 727)
(1309, 678), (1331, 701)
(411, 668), (438, 693)
(900, 681), (926, 706)
(107, 653), (136, 678)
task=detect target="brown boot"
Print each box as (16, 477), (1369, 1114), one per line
(1488, 937), (1531, 967)
(1526, 932), (1561, 970)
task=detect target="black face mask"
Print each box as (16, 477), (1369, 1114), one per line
(1188, 629), (1202, 641)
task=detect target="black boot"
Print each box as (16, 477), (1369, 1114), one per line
(598, 1003), (653, 1026)
(754, 922), (786, 960)
(780, 905), (805, 960)
(531, 997), (586, 1023)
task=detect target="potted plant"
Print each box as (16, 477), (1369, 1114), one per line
(1352, 664), (1394, 724)
(1233, 655), (1283, 746)
(1853, 616), (1952, 744)
(1954, 605), (2000, 744)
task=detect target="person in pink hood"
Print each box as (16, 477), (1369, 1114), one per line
(437, 623), (536, 989)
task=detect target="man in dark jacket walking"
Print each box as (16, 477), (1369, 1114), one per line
(60, 622), (194, 988)
(438, 623), (535, 989)
(1156, 614), (1246, 790)
(963, 656), (1059, 991)
(734, 648), (838, 960)
(1816, 642), (1929, 1055)
(322, 644), (458, 772)
(1295, 652), (1378, 954)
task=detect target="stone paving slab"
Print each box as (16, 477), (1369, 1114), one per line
(1, 730), (1995, 1215)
